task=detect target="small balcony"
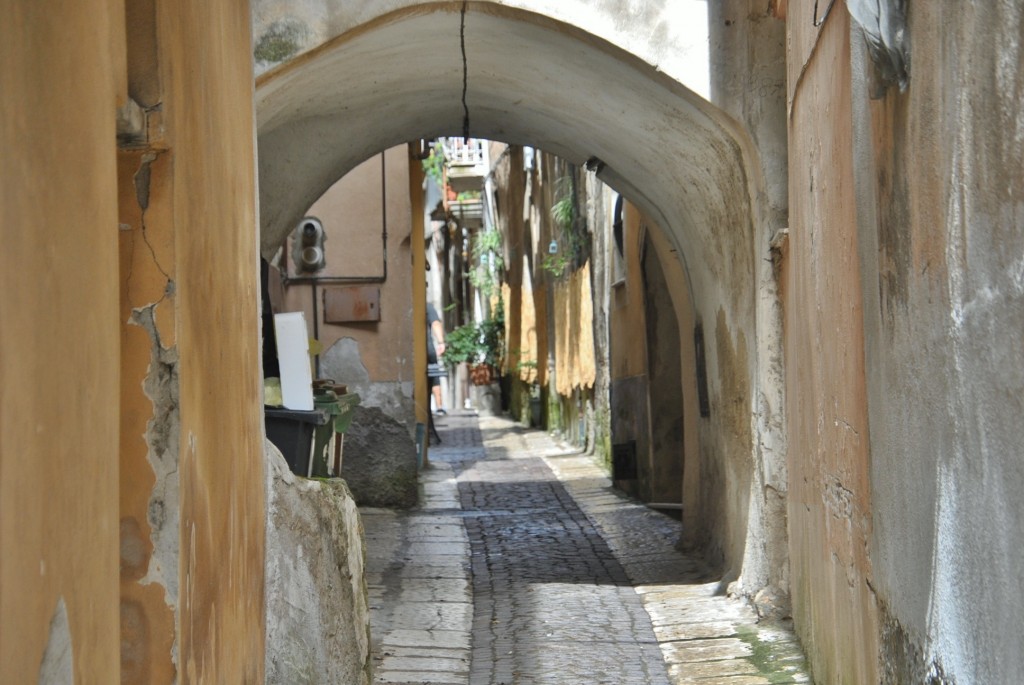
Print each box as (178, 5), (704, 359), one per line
(442, 137), (488, 193)
(449, 196), (483, 228)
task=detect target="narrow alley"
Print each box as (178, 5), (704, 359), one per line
(363, 414), (810, 685)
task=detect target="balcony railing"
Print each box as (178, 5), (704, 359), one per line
(441, 138), (489, 194)
(441, 137), (486, 166)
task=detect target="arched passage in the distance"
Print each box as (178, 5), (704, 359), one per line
(256, 3), (786, 595)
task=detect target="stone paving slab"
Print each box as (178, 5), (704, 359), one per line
(363, 454), (473, 685)
(363, 413), (812, 685)
(489, 416), (812, 685)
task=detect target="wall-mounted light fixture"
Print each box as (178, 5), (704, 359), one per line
(292, 217), (326, 273)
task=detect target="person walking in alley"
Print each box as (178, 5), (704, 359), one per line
(427, 301), (448, 415)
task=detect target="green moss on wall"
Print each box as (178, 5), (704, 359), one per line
(254, 19), (308, 64)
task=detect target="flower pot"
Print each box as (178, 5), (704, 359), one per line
(470, 364), (495, 386)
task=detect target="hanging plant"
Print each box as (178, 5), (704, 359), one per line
(469, 228), (504, 299)
(421, 144), (446, 185)
(547, 171), (589, 277)
(552, 191), (574, 233)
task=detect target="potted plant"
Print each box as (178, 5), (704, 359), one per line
(473, 316), (504, 384)
(444, 316), (504, 385)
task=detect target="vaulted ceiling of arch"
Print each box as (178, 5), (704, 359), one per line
(255, 5), (760, 321)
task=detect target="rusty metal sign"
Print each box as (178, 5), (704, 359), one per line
(323, 286), (381, 323)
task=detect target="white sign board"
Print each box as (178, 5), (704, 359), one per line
(274, 311), (314, 410)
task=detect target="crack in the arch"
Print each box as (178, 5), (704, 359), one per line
(460, 1), (470, 141)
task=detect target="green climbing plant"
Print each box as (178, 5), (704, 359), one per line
(443, 316), (504, 369)
(421, 145), (446, 185)
(469, 228), (504, 299)
(545, 171), (589, 278)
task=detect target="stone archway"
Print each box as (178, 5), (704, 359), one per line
(255, 2), (786, 595)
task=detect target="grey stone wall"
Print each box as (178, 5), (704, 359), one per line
(264, 440), (372, 684)
(339, 406), (418, 508)
(850, 4), (1024, 682)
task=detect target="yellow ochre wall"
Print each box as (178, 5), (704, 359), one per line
(785, 5), (878, 682)
(161, 1), (266, 681)
(283, 147), (415, 385)
(4, 0), (266, 681)
(1, 1), (124, 682)
(610, 203), (648, 382)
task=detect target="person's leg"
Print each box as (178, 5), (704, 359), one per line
(432, 383), (445, 414)
(429, 376), (445, 414)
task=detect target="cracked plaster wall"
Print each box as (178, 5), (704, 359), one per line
(153, 2), (267, 680)
(117, 0), (267, 681)
(118, 147), (179, 685)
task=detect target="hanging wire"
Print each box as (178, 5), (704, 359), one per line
(813, 0), (837, 26)
(460, 1), (470, 142)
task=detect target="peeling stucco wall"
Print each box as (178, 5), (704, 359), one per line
(132, 1), (266, 680)
(118, 147), (179, 684)
(38, 598), (74, 685)
(5, 0), (269, 681)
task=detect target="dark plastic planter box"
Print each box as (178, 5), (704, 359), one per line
(265, 407), (330, 476)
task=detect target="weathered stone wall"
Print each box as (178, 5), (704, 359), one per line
(264, 441), (372, 685)
(709, 0), (791, 604)
(341, 406), (419, 508)
(850, 4), (1024, 682)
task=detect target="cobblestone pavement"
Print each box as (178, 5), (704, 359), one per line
(363, 413), (811, 685)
